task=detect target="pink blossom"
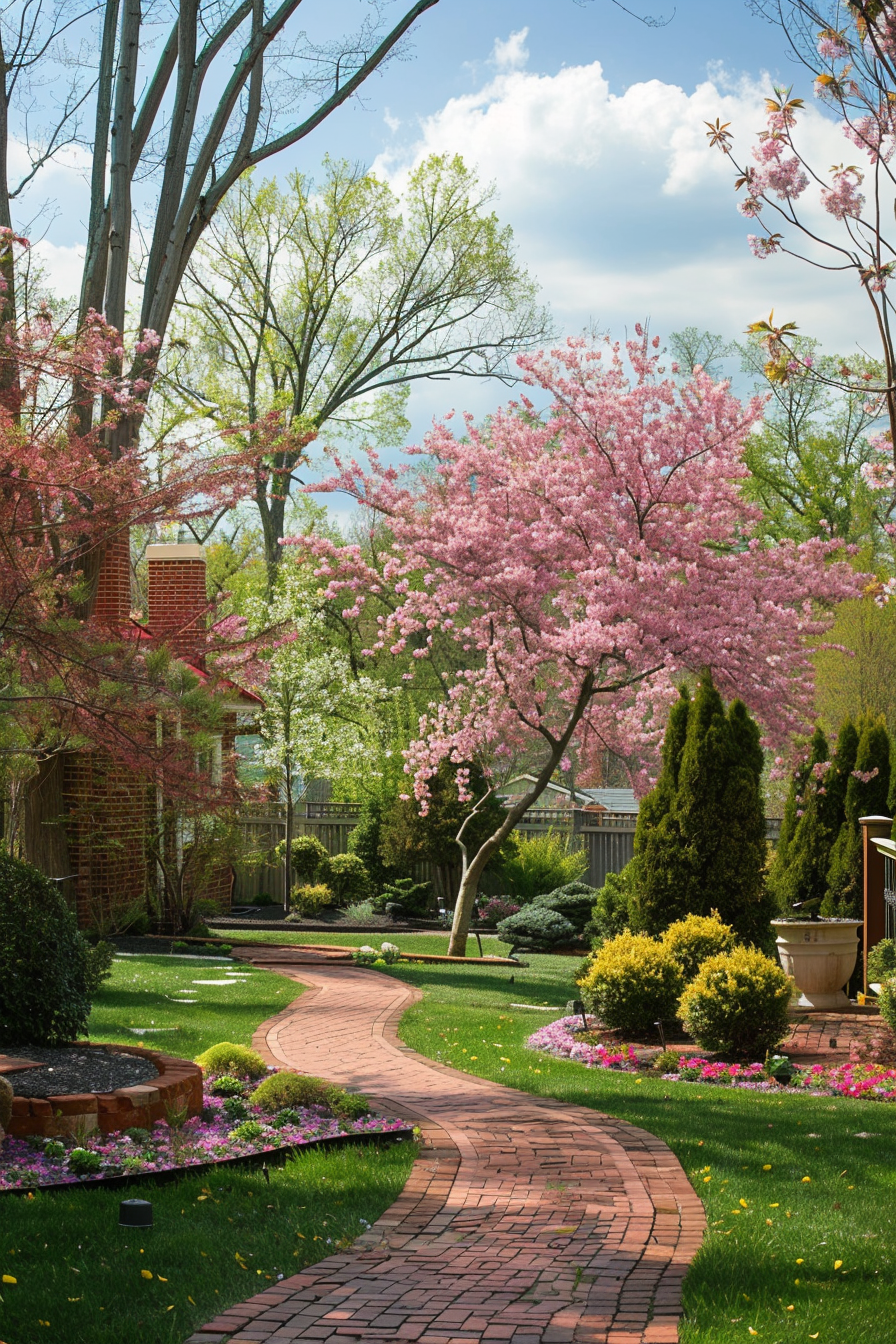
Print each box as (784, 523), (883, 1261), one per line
(821, 166), (865, 219)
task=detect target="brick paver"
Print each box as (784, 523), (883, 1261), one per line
(184, 957), (704, 1344)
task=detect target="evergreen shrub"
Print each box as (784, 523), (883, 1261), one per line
(318, 852), (370, 904)
(0, 850), (91, 1046)
(533, 881), (598, 932)
(495, 904), (577, 952)
(661, 912), (737, 981)
(678, 946), (792, 1059)
(83, 940), (116, 997)
(194, 1042), (268, 1079)
(250, 1072), (328, 1111)
(273, 834), (328, 884)
(868, 938), (896, 984)
(288, 882), (335, 916)
(823, 713), (891, 918)
(878, 979), (896, 1032)
(577, 931), (683, 1036)
(374, 877), (432, 917)
(585, 867), (634, 945)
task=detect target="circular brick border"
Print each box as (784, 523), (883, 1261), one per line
(7, 1043), (203, 1138)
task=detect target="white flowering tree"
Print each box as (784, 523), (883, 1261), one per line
(253, 577), (393, 908)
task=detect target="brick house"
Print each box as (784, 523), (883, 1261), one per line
(61, 539), (260, 930)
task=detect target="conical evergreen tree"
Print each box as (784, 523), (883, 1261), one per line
(771, 747), (813, 900)
(776, 726), (831, 914)
(631, 670), (768, 938)
(629, 685), (693, 931)
(823, 713), (891, 917)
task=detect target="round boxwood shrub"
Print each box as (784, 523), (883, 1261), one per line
(678, 946), (792, 1059)
(250, 1072), (329, 1112)
(533, 882), (599, 933)
(273, 834), (328, 884)
(878, 977), (896, 1032)
(194, 1042), (268, 1079)
(318, 852), (371, 905)
(660, 912), (737, 982)
(577, 931), (684, 1036)
(496, 905), (578, 952)
(0, 850), (91, 1046)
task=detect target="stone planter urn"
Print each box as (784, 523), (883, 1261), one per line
(771, 919), (862, 1010)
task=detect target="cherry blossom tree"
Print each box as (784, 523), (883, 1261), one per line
(285, 334), (865, 954)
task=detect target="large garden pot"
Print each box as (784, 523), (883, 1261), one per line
(771, 919), (862, 1010)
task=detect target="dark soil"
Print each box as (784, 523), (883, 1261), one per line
(7, 1045), (159, 1098)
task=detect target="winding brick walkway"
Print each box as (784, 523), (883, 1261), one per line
(185, 953), (704, 1344)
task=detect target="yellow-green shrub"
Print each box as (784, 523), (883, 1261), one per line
(878, 977), (896, 1031)
(678, 946), (792, 1059)
(576, 931), (683, 1035)
(194, 1042), (268, 1079)
(661, 912), (737, 981)
(251, 1072), (329, 1111)
(289, 883), (335, 917)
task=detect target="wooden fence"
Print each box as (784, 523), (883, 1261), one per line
(234, 803), (781, 905)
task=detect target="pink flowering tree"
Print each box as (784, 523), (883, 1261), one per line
(286, 335), (863, 955)
(707, 2), (896, 562)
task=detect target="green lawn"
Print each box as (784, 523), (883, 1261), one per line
(381, 953), (896, 1344)
(213, 929), (513, 956)
(88, 952), (298, 1058)
(0, 954), (416, 1344)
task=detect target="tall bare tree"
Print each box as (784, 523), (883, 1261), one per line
(169, 155), (551, 589)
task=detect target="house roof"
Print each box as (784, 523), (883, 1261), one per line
(126, 618), (264, 707)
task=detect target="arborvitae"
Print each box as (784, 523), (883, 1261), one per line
(631, 670), (768, 939)
(779, 725), (832, 913)
(629, 685), (692, 931)
(823, 713), (892, 917)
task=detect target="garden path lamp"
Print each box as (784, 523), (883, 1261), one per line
(570, 999), (589, 1032)
(119, 1199), (153, 1230)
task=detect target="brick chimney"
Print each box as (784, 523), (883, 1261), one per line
(146, 542), (208, 663)
(93, 532), (133, 628)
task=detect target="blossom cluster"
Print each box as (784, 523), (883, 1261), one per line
(0, 1076), (407, 1191)
(525, 1016), (638, 1070)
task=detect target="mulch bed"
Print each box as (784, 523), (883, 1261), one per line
(6, 1045), (159, 1098)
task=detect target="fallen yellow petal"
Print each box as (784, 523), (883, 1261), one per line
(158, 1275), (168, 1282)
(796, 1258), (804, 1265)
(703, 1176), (711, 1183)
(2, 1275), (16, 1285)
(762, 1164), (772, 1171)
(141, 1270), (153, 1280)
(786, 1304), (794, 1311)
(801, 1176), (811, 1183)
(166, 1305), (174, 1312)
(748, 1331), (758, 1337)
(769, 1203), (780, 1208)
(794, 1278), (800, 1286)
(834, 1259), (843, 1269)
(188, 1297), (196, 1306)
(739, 1199), (748, 1208)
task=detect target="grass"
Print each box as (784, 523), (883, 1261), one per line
(0, 954), (416, 1344)
(0, 1142), (414, 1344)
(379, 953), (896, 1344)
(211, 929), (513, 956)
(87, 952), (299, 1058)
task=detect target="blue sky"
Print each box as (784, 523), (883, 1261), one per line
(24, 1), (872, 485)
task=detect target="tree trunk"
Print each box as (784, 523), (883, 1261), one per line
(21, 754), (72, 879)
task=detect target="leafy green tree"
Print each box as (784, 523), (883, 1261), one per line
(171, 155), (550, 591)
(823, 713), (892, 918)
(815, 599), (896, 741)
(630, 670), (769, 940)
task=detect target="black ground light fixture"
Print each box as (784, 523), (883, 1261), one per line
(654, 1020), (667, 1050)
(570, 999), (589, 1032)
(119, 1198), (153, 1230)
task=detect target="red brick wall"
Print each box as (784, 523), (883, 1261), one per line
(147, 544), (208, 663)
(93, 533), (132, 628)
(62, 752), (151, 928)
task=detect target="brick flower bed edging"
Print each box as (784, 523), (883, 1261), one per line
(7, 1043), (203, 1139)
(0, 1125), (417, 1197)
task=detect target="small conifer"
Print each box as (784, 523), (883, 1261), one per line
(823, 713), (891, 917)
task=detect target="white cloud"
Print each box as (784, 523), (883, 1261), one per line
(29, 239), (84, 303)
(491, 28), (529, 73)
(373, 54), (875, 359)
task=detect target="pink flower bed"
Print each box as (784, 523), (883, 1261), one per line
(525, 1016), (638, 1070)
(0, 1075), (409, 1191)
(527, 1018), (896, 1101)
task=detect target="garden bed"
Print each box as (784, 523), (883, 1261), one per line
(525, 1014), (896, 1100)
(7, 1044), (203, 1138)
(1, 1070), (411, 1191)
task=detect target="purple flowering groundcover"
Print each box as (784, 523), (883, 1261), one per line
(0, 1074), (412, 1192)
(526, 1016), (896, 1101)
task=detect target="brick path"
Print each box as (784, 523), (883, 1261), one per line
(185, 954), (704, 1344)
(783, 1008), (885, 1065)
